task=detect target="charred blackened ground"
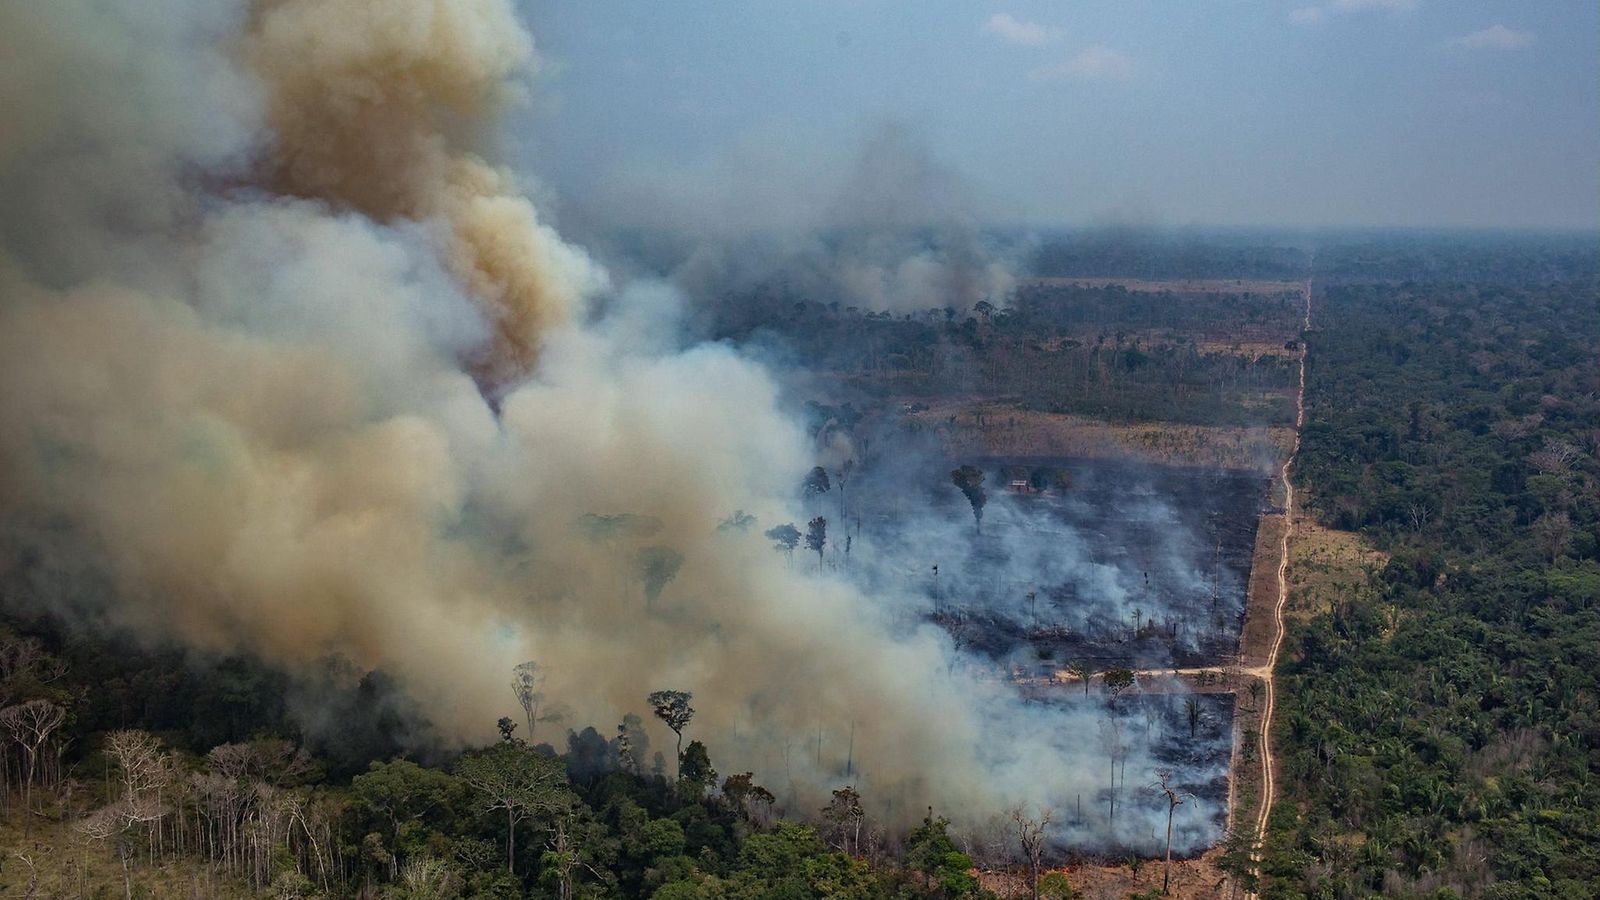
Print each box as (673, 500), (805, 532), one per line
(1010, 689), (1235, 860)
(833, 452), (1267, 671)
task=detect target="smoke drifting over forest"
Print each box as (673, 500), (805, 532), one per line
(0, 1), (1227, 853)
(574, 121), (1023, 317)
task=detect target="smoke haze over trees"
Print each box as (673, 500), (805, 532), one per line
(4, 2), (1594, 898)
(0, 0), (1226, 866)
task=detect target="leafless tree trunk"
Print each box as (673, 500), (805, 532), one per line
(512, 661), (546, 740)
(1099, 716), (1126, 829)
(1152, 769), (1188, 895)
(1009, 805), (1055, 900)
(0, 699), (67, 811)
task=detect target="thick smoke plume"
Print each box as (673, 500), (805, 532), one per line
(0, 0), (1223, 853)
(247, 0), (605, 385)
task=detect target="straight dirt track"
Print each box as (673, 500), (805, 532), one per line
(1242, 276), (1311, 899)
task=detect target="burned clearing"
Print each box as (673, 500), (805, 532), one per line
(790, 441), (1271, 861)
(839, 453), (1269, 671)
(769, 283), (1290, 867)
(1009, 690), (1235, 859)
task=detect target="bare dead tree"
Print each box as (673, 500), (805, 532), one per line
(1098, 716), (1127, 828)
(0, 699), (67, 811)
(823, 785), (866, 856)
(1009, 804), (1055, 900)
(1528, 440), (1582, 475)
(1532, 511), (1573, 561)
(835, 458), (855, 523)
(281, 791), (336, 894)
(203, 743), (258, 877)
(1151, 769), (1189, 895)
(76, 804), (133, 899)
(1405, 501), (1432, 533)
(11, 850), (40, 899)
(511, 661), (546, 740)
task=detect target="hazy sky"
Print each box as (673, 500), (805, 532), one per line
(518, 2), (1599, 231)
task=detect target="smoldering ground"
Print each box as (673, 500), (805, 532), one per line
(0, 0), (1232, 856)
(833, 452), (1263, 670)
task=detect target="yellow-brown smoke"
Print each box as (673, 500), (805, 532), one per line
(246, 0), (603, 385)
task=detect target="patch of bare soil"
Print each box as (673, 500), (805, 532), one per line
(1237, 514), (1287, 671)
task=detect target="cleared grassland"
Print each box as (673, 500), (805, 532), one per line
(1026, 277), (1306, 295)
(1285, 514), (1388, 628)
(0, 818), (255, 899)
(900, 398), (1293, 472)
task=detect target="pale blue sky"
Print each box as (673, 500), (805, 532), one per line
(518, 2), (1599, 230)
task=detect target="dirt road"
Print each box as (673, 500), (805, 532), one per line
(1242, 276), (1312, 898)
(999, 275), (1312, 897)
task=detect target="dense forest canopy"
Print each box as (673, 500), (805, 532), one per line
(1264, 262), (1600, 898)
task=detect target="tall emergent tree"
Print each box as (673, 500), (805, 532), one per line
(822, 785), (866, 856)
(802, 466), (832, 502)
(806, 516), (828, 572)
(615, 712), (650, 775)
(765, 523), (801, 567)
(950, 465), (987, 533)
(511, 661), (545, 741)
(835, 458), (855, 521)
(1152, 769), (1188, 895)
(457, 740), (574, 876)
(1066, 660), (1095, 696)
(647, 690), (695, 783)
(1099, 716), (1127, 827)
(0, 698), (67, 811)
(635, 546), (685, 610)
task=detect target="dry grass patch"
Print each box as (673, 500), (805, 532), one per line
(1286, 517), (1386, 625)
(0, 817), (254, 899)
(1051, 847), (1238, 899)
(1025, 277), (1305, 296)
(900, 399), (1292, 472)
